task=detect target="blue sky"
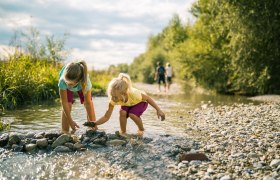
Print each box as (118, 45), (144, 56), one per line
(0, 0), (196, 69)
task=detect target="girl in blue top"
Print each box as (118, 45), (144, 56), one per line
(58, 61), (96, 133)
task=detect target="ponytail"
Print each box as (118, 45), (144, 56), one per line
(78, 61), (88, 94)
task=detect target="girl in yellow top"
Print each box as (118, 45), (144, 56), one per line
(94, 73), (165, 136)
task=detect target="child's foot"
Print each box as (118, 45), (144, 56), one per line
(61, 130), (69, 134)
(137, 130), (144, 137)
(115, 130), (128, 138)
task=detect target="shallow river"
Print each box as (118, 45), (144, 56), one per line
(0, 94), (253, 179)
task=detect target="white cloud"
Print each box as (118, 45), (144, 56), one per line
(77, 23), (151, 37)
(69, 40), (145, 70)
(0, 0), (196, 70)
(0, 13), (34, 29)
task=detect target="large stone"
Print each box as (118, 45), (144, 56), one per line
(0, 133), (9, 147)
(270, 159), (280, 168)
(26, 132), (35, 138)
(36, 138), (48, 148)
(64, 143), (74, 150)
(51, 134), (71, 148)
(54, 146), (72, 152)
(73, 142), (85, 150)
(34, 132), (45, 139)
(12, 144), (23, 152)
(25, 143), (37, 153)
(91, 137), (107, 145)
(8, 134), (21, 145)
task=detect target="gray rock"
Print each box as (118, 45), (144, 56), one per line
(270, 159), (280, 168)
(0, 133), (9, 147)
(54, 146), (72, 152)
(51, 134), (71, 148)
(73, 142), (85, 150)
(8, 134), (21, 145)
(91, 137), (107, 145)
(36, 138), (48, 148)
(220, 175), (231, 180)
(26, 132), (35, 138)
(12, 144), (23, 152)
(64, 143), (74, 150)
(25, 143), (37, 152)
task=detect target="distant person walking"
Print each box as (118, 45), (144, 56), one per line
(165, 62), (172, 92)
(154, 62), (166, 92)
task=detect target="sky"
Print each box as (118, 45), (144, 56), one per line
(0, 0), (196, 69)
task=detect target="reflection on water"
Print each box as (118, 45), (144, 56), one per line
(0, 93), (254, 179)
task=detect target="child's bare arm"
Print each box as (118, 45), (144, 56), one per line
(84, 90), (96, 121)
(59, 89), (79, 129)
(141, 93), (165, 121)
(95, 103), (114, 125)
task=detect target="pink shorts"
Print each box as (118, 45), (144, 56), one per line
(67, 89), (91, 104)
(121, 102), (148, 118)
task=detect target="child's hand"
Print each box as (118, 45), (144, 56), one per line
(70, 120), (80, 130)
(83, 121), (97, 130)
(157, 110), (165, 121)
(83, 121), (96, 127)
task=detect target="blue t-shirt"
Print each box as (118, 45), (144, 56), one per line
(58, 66), (92, 92)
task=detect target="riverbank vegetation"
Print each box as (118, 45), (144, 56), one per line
(0, 55), (61, 110)
(129, 0), (280, 95)
(0, 28), (109, 111)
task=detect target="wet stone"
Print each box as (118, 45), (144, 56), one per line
(51, 134), (71, 148)
(25, 143), (37, 153)
(0, 133), (9, 147)
(36, 138), (48, 148)
(8, 134), (21, 145)
(54, 146), (71, 153)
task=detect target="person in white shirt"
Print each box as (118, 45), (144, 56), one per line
(165, 63), (172, 92)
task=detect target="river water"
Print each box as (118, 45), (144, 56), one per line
(0, 94), (253, 179)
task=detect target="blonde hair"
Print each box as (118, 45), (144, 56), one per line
(107, 73), (132, 100)
(63, 60), (88, 94)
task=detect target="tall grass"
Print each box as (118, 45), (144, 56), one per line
(0, 53), (113, 113)
(0, 54), (61, 110)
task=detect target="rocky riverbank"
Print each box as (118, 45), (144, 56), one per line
(1, 90), (279, 179)
(0, 130), (145, 153)
(168, 102), (280, 179)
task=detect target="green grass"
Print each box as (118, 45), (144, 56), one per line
(0, 53), (112, 113)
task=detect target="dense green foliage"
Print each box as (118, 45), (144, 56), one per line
(129, 0), (280, 95)
(0, 54), (60, 110)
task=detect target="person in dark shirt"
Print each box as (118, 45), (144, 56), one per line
(154, 61), (166, 92)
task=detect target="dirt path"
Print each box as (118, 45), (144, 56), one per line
(134, 82), (184, 96)
(248, 94), (280, 103)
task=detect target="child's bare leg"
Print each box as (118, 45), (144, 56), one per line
(128, 113), (144, 131)
(61, 103), (72, 133)
(119, 110), (128, 133)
